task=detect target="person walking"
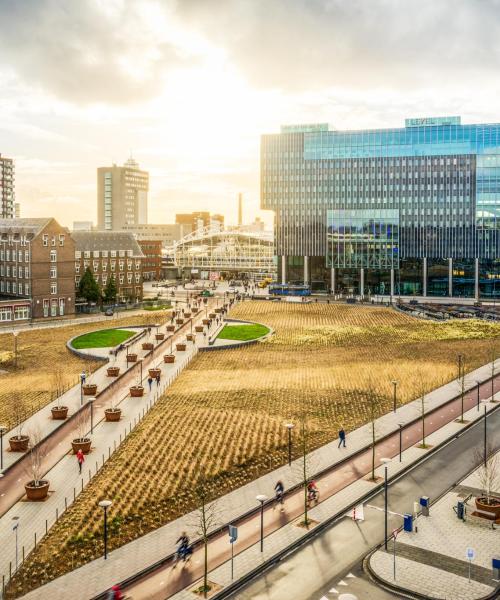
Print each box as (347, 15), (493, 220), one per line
(76, 448), (85, 474)
(156, 373), (161, 387)
(147, 376), (153, 392)
(338, 427), (346, 448)
(274, 480), (285, 511)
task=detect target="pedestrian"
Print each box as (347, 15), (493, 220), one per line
(338, 427), (346, 448)
(274, 480), (285, 511)
(147, 376), (153, 391)
(156, 373), (161, 387)
(76, 448), (85, 474)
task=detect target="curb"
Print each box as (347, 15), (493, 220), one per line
(200, 319), (274, 352)
(66, 326), (148, 361)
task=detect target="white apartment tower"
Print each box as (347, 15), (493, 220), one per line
(0, 154), (15, 219)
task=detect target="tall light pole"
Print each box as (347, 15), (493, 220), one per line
(256, 494), (268, 552)
(285, 423), (294, 466)
(391, 380), (398, 412)
(398, 423), (404, 462)
(482, 400), (488, 467)
(381, 458), (392, 550)
(98, 500), (112, 559)
(12, 331), (19, 369)
(88, 398), (95, 434)
(12, 516), (19, 572)
(80, 371), (86, 406)
(476, 380), (481, 411)
(0, 425), (6, 470)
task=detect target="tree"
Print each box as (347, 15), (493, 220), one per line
(490, 343), (498, 403)
(78, 267), (100, 303)
(474, 446), (500, 505)
(365, 380), (380, 481)
(26, 427), (45, 486)
(417, 385), (429, 449)
(103, 275), (117, 304)
(457, 353), (467, 423)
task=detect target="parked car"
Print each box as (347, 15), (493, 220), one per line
(104, 308), (114, 316)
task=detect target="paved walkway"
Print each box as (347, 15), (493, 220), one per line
(16, 360), (500, 599)
(369, 453), (500, 600)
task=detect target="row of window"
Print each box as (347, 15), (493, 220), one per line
(0, 306), (30, 321)
(0, 281), (30, 295)
(0, 265), (30, 277)
(0, 249), (30, 262)
(42, 234), (65, 247)
(75, 273), (140, 286)
(75, 249), (135, 258)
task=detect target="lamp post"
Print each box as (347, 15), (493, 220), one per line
(139, 358), (143, 383)
(398, 423), (404, 462)
(256, 494), (268, 552)
(482, 400), (488, 467)
(0, 425), (7, 470)
(88, 398), (95, 434)
(80, 371), (86, 406)
(476, 380), (481, 411)
(381, 457), (392, 550)
(12, 516), (19, 572)
(285, 423), (294, 466)
(98, 500), (112, 559)
(391, 380), (398, 412)
(12, 331), (18, 369)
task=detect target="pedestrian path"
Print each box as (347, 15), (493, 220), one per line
(16, 359), (500, 600)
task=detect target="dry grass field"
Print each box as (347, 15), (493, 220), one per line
(6, 302), (500, 597)
(0, 313), (161, 431)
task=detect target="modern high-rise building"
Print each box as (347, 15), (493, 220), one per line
(0, 154), (15, 219)
(261, 116), (500, 299)
(97, 158), (149, 231)
(175, 211), (224, 232)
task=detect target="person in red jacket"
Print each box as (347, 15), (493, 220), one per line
(76, 448), (85, 474)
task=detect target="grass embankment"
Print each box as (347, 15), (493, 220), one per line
(71, 329), (136, 349)
(217, 323), (269, 341)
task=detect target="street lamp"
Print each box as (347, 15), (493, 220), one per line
(476, 380), (481, 411)
(80, 371), (86, 406)
(0, 424), (7, 470)
(256, 494), (268, 552)
(381, 457), (392, 550)
(12, 516), (19, 572)
(391, 380), (398, 412)
(138, 358), (143, 383)
(398, 423), (404, 462)
(482, 400), (488, 467)
(12, 331), (19, 369)
(285, 423), (294, 466)
(98, 500), (113, 559)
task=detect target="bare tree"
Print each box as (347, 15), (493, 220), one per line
(51, 368), (66, 408)
(456, 353), (468, 423)
(74, 409), (90, 442)
(11, 394), (26, 440)
(416, 385), (429, 448)
(490, 343), (498, 403)
(291, 412), (318, 528)
(474, 447), (500, 505)
(364, 381), (380, 481)
(26, 427), (46, 486)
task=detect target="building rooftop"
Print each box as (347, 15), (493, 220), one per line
(0, 217), (53, 236)
(71, 231), (144, 257)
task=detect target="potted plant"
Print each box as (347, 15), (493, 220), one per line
(126, 352), (138, 363)
(192, 307), (199, 314)
(71, 411), (91, 454)
(50, 369), (68, 420)
(195, 325), (204, 332)
(164, 354), (175, 363)
(25, 428), (49, 501)
(83, 380), (98, 396)
(9, 401), (30, 452)
(176, 340), (187, 351)
(155, 332), (165, 341)
(184, 311), (192, 318)
(186, 333), (195, 342)
(130, 374), (144, 397)
(176, 318), (184, 325)
(142, 341), (154, 351)
(148, 367), (161, 378)
(209, 312), (216, 319)
(474, 448), (500, 520)
(202, 318), (210, 325)
(104, 395), (121, 422)
(106, 355), (120, 377)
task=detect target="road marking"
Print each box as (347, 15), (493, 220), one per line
(319, 596), (329, 600)
(329, 588), (338, 594)
(346, 572), (356, 578)
(338, 579), (348, 586)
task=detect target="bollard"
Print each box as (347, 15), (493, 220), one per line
(74, 488), (76, 501)
(9, 562), (11, 580)
(109, 447), (111, 458)
(34, 532), (37, 548)
(102, 454), (105, 466)
(88, 469), (91, 481)
(56, 508), (58, 521)
(45, 519), (48, 534)
(129, 423), (132, 433)
(65, 497), (67, 510)
(22, 546), (24, 563)
(96, 461), (98, 472)
(119, 434), (122, 443)
(81, 479), (84, 492)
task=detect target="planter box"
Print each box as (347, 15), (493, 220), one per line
(142, 342), (154, 351)
(475, 496), (500, 520)
(215, 308), (222, 313)
(195, 325), (204, 333)
(166, 325), (175, 332)
(176, 343), (187, 351)
(107, 366), (120, 377)
(71, 438), (91, 454)
(83, 384), (97, 396)
(209, 313), (216, 319)
(130, 385), (144, 397)
(186, 333), (195, 342)
(192, 308), (199, 314)
(155, 333), (165, 341)
(25, 480), (49, 501)
(202, 319), (210, 325)
(51, 406), (68, 420)
(127, 353), (138, 363)
(176, 319), (184, 325)
(184, 312), (192, 318)
(164, 354), (176, 363)
(105, 408), (121, 422)
(148, 368), (161, 378)
(9, 435), (29, 452)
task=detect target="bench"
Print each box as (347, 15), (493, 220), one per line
(468, 509), (498, 530)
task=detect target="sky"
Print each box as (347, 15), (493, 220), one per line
(2, 0), (500, 229)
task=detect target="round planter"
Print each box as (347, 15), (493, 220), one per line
(186, 333), (195, 342)
(215, 308), (222, 314)
(195, 325), (204, 333)
(9, 435), (29, 452)
(83, 384), (97, 396)
(130, 385), (144, 397)
(192, 307), (199, 314)
(209, 313), (216, 319)
(176, 343), (187, 352)
(164, 354), (176, 363)
(184, 312), (192, 318)
(107, 366), (120, 377)
(203, 298), (208, 304)
(202, 318), (210, 325)
(71, 438), (91, 454)
(127, 353), (138, 363)
(105, 408), (121, 422)
(142, 342), (154, 351)
(25, 480), (49, 501)
(148, 368), (161, 378)
(475, 496), (500, 520)
(167, 325), (175, 332)
(51, 406), (68, 420)
(176, 318), (184, 325)
(155, 333), (165, 341)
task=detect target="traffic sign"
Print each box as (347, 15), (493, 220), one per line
(466, 547), (475, 561)
(228, 524), (238, 543)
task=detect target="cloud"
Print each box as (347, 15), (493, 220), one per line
(0, 0), (189, 105)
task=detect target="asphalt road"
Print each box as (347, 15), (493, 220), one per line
(231, 406), (500, 600)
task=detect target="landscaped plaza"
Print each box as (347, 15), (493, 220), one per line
(4, 299), (499, 598)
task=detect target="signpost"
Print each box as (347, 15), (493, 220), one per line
(229, 524), (238, 580)
(466, 547), (475, 583)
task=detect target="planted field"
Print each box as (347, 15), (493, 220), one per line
(217, 322), (270, 341)
(7, 302), (500, 597)
(0, 313), (162, 431)
(71, 328), (136, 349)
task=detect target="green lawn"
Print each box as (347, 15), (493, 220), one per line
(143, 304), (172, 311)
(72, 329), (136, 349)
(217, 323), (270, 341)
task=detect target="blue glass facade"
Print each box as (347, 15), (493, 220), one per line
(261, 116), (500, 298)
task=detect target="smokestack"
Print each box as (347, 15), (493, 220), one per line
(238, 193), (243, 226)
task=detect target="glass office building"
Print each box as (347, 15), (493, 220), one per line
(261, 117), (500, 298)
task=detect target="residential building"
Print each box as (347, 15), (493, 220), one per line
(0, 218), (76, 322)
(0, 154), (15, 219)
(138, 240), (162, 281)
(73, 221), (94, 231)
(72, 231), (144, 302)
(261, 116), (500, 299)
(175, 211), (224, 233)
(121, 223), (192, 248)
(14, 203), (20, 218)
(97, 158), (149, 231)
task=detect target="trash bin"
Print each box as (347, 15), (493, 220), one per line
(492, 556), (500, 581)
(456, 501), (465, 521)
(420, 496), (430, 517)
(403, 513), (413, 532)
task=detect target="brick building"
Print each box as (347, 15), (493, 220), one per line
(71, 231), (144, 302)
(0, 218), (76, 322)
(137, 240), (162, 281)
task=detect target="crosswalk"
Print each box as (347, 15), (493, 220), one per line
(317, 572), (357, 598)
